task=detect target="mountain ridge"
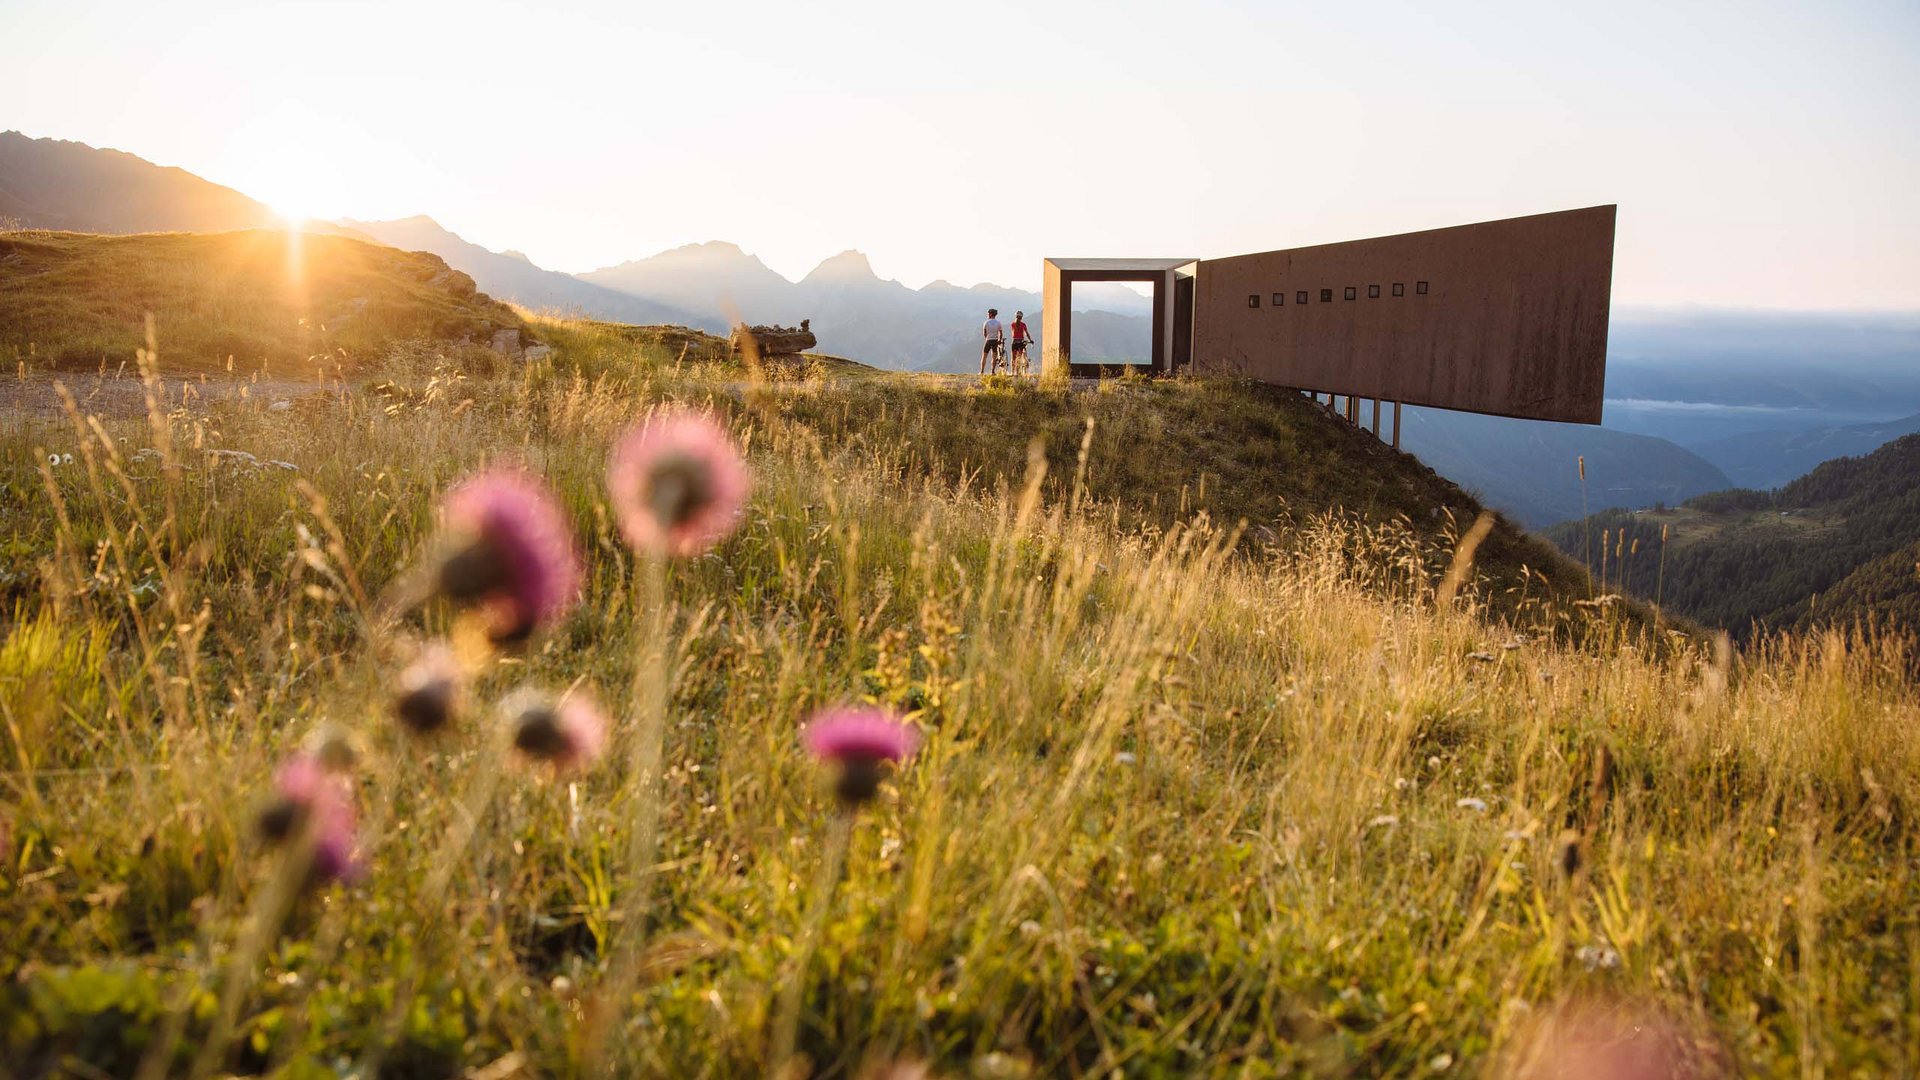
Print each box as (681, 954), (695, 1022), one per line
(340, 215), (702, 328)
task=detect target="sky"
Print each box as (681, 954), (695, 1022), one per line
(5, 0), (1918, 308)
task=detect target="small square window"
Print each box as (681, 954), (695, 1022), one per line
(1368, 284), (1380, 298)
(1416, 281), (1429, 294)
(1296, 291), (1309, 305)
(1272, 292), (1285, 307)
(1344, 286), (1357, 300)
(1392, 283), (1405, 297)
(1320, 288), (1333, 302)
(1248, 294), (1260, 308)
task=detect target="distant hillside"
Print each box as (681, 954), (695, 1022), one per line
(1688, 412), (1920, 490)
(0, 230), (522, 373)
(1543, 434), (1920, 639)
(342, 216), (700, 328)
(1398, 407), (1732, 528)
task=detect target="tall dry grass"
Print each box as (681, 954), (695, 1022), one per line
(0, 323), (1913, 1076)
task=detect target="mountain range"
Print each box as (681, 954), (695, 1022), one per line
(8, 128), (1920, 531)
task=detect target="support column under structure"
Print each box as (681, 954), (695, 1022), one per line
(1371, 398), (1381, 437)
(1392, 402), (1402, 449)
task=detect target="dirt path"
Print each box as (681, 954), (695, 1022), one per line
(0, 371), (342, 423)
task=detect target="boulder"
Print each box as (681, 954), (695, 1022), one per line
(491, 328), (522, 355)
(730, 321), (816, 359)
(523, 345), (552, 362)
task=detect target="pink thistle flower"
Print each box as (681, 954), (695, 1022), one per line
(393, 641), (462, 734)
(505, 689), (608, 772)
(606, 411), (750, 558)
(307, 788), (363, 884)
(802, 705), (919, 804)
(437, 469), (582, 646)
(258, 750), (362, 885)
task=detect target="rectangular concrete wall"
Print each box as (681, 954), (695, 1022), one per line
(1189, 205), (1615, 424)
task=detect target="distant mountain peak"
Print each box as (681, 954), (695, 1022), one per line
(660, 240), (750, 259)
(501, 249), (533, 263)
(805, 250), (880, 282)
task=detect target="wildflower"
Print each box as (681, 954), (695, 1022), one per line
(1575, 943), (1621, 971)
(606, 411), (750, 557)
(504, 689), (607, 772)
(802, 705), (919, 805)
(257, 750), (360, 884)
(1456, 797), (1488, 812)
(436, 469), (581, 646)
(393, 641), (461, 734)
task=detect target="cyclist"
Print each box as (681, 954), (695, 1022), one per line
(1009, 310), (1033, 375)
(980, 308), (1006, 375)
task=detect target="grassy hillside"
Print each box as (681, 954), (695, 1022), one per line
(0, 229), (523, 374)
(0, 321), (1913, 1076)
(1544, 434), (1920, 640)
(534, 322), (1611, 627)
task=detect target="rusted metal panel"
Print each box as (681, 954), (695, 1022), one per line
(1189, 206), (1614, 424)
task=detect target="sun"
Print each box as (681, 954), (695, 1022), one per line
(255, 175), (332, 228)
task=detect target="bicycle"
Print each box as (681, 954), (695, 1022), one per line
(983, 338), (1008, 376)
(1009, 338), (1032, 376)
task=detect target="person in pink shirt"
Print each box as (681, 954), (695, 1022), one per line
(1009, 310), (1033, 375)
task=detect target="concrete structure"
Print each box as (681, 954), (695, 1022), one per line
(1041, 258), (1196, 376)
(1043, 205), (1615, 427)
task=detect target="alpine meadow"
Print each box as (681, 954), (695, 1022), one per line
(0, 262), (1914, 1073)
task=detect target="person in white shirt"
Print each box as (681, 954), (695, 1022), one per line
(980, 308), (1006, 375)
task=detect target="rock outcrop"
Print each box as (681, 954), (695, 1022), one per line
(730, 320), (816, 360)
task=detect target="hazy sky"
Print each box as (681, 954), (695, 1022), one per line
(6, 0), (1917, 308)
